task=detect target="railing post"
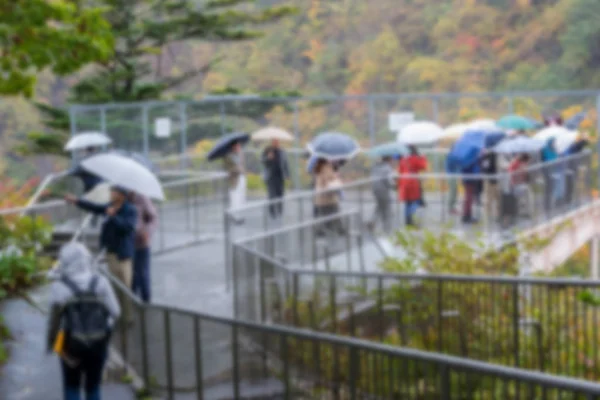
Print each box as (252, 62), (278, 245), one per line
(194, 317), (204, 399)
(439, 365), (451, 400)
(292, 273), (299, 326)
(164, 309), (174, 399)
(437, 280), (443, 352)
(368, 96), (375, 146)
(349, 347), (359, 400)
(512, 282), (520, 367)
(179, 102), (188, 164)
(281, 333), (290, 400)
(100, 107), (106, 134)
(231, 324), (240, 399)
(292, 100), (301, 190)
(224, 212), (232, 292)
(142, 105), (149, 157)
(219, 101), (226, 135)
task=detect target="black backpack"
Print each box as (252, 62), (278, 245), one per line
(60, 275), (111, 358)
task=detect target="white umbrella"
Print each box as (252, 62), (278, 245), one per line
(494, 137), (545, 154)
(251, 127), (294, 142)
(397, 121), (444, 145)
(468, 119), (498, 131)
(81, 153), (165, 200)
(534, 126), (574, 141)
(533, 127), (578, 154)
(81, 182), (111, 204)
(64, 131), (112, 151)
(442, 123), (469, 140)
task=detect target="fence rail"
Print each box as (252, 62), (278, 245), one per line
(230, 209), (600, 381)
(105, 266), (600, 400)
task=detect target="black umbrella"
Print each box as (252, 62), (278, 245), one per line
(207, 132), (250, 161)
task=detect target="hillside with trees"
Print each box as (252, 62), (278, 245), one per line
(2, 0), (600, 177)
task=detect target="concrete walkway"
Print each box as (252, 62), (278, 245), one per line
(0, 286), (135, 400)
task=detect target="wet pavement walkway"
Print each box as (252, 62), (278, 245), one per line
(0, 286), (135, 400)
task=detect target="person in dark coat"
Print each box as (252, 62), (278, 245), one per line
(70, 147), (103, 193)
(65, 185), (137, 320)
(262, 139), (289, 219)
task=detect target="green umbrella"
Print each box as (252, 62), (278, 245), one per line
(496, 115), (537, 131)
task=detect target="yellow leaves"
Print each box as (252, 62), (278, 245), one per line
(302, 39), (324, 62)
(191, 139), (214, 155)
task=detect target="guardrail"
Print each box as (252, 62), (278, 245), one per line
(231, 213), (600, 380)
(104, 266), (600, 399)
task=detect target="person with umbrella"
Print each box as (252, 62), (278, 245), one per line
(129, 192), (157, 303)
(397, 146), (427, 226)
(313, 158), (345, 236)
(207, 132), (250, 225)
(562, 133), (590, 206)
(261, 139), (290, 219)
(541, 138), (561, 213)
(368, 155), (396, 233)
(65, 185), (137, 321)
(71, 147), (103, 193)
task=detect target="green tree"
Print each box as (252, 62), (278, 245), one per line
(0, 0), (113, 97)
(19, 0), (297, 156)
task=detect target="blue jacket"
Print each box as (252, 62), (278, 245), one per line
(76, 199), (137, 260)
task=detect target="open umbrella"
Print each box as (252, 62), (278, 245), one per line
(496, 115), (537, 131)
(448, 130), (505, 169)
(397, 121), (444, 145)
(65, 132), (112, 151)
(442, 123), (469, 140)
(565, 112), (586, 130)
(366, 142), (408, 158)
(468, 119), (498, 132)
(306, 156), (318, 174)
(251, 127), (294, 142)
(307, 132), (360, 161)
(81, 182), (111, 204)
(534, 126), (574, 141)
(207, 132), (250, 161)
(494, 137), (545, 154)
(81, 152), (165, 200)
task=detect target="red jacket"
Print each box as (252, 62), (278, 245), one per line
(397, 155), (427, 202)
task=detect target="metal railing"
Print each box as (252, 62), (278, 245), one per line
(0, 171), (229, 258)
(223, 150), (595, 281)
(104, 265), (600, 400)
(230, 212), (600, 380)
(23, 170), (70, 210)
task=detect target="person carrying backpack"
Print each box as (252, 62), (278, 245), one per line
(47, 242), (120, 400)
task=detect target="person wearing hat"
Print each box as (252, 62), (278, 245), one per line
(65, 185), (137, 319)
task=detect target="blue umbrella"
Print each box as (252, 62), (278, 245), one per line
(307, 132), (360, 161)
(565, 112), (586, 130)
(366, 142), (408, 158)
(449, 130), (505, 169)
(306, 156), (318, 174)
(207, 132), (250, 161)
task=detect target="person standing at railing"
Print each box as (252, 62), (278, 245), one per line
(561, 133), (590, 207)
(262, 139), (289, 219)
(541, 138), (560, 213)
(368, 156), (396, 233)
(130, 193), (157, 303)
(314, 159), (344, 236)
(224, 142), (246, 225)
(64, 185), (137, 322)
(479, 149), (499, 224)
(398, 146), (427, 227)
(445, 149), (461, 215)
(508, 153), (533, 220)
(71, 147), (104, 227)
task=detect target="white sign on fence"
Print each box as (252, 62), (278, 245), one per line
(388, 112), (415, 132)
(154, 118), (171, 138)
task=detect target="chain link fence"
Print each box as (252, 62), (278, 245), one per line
(69, 90), (600, 157)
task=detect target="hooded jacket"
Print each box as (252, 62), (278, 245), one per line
(47, 242), (120, 351)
